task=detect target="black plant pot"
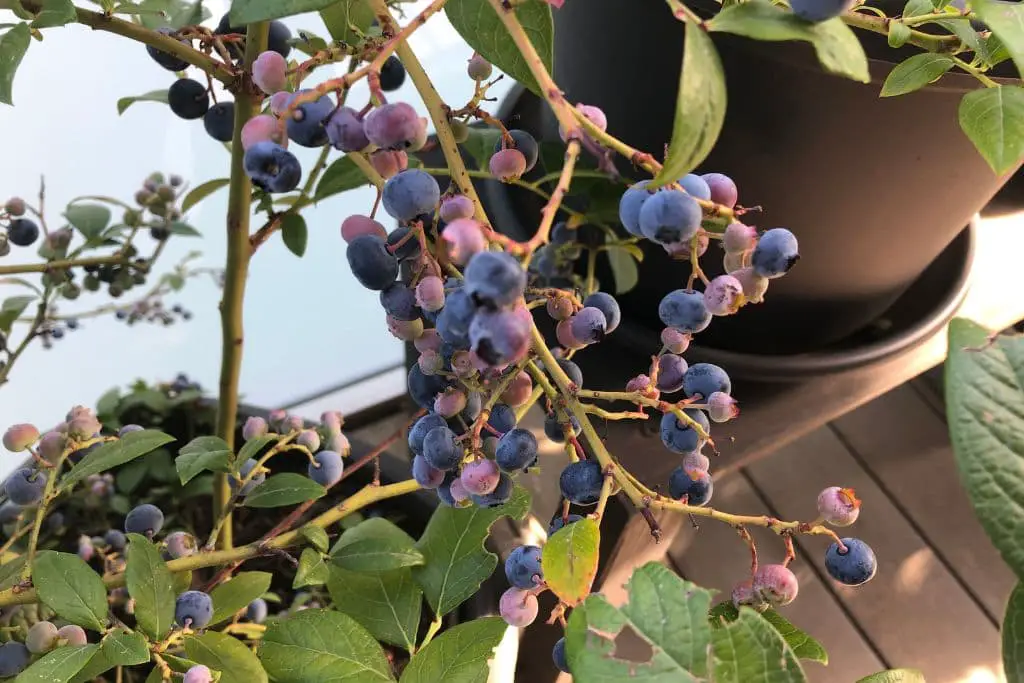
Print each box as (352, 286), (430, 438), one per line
(512, 0), (1018, 355)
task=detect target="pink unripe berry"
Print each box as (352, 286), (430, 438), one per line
(57, 624), (87, 647)
(449, 477), (470, 503)
(626, 375), (650, 393)
(183, 665), (213, 683)
(703, 275), (745, 316)
(166, 531), (197, 559)
(364, 102), (421, 150)
(296, 430), (321, 452)
(3, 423), (38, 452)
(723, 222), (758, 254)
(702, 173), (739, 209)
(555, 319), (585, 350)
(269, 91), (292, 116)
(242, 416), (268, 441)
(660, 328), (691, 354)
(77, 535), (94, 561)
(415, 276), (446, 312)
(321, 411), (344, 430)
(408, 117), (429, 153)
(460, 458), (500, 495)
(418, 350), (444, 375)
(267, 409), (287, 431)
(434, 389), (467, 418)
(414, 328), (442, 353)
(341, 215), (387, 243)
(501, 371), (533, 406)
(489, 149), (527, 181)
(707, 392), (739, 423)
(4, 197), (25, 216)
(252, 51), (288, 94)
(242, 114), (287, 150)
(682, 450), (710, 475)
(546, 296), (574, 321)
(25, 621), (59, 654)
(37, 431), (65, 464)
(731, 267), (769, 303)
(816, 486), (861, 526)
(451, 351), (476, 378)
(499, 587), (538, 628)
(370, 149), (408, 179)
(442, 218), (487, 265)
(283, 416), (304, 433)
(723, 251), (746, 274)
(467, 54), (493, 81)
(67, 416), (100, 440)
(440, 195), (475, 223)
(386, 315), (424, 341)
(560, 103), (607, 141)
(325, 431), (350, 456)
(752, 564), (799, 606)
(664, 231), (709, 260)
(731, 579), (767, 611)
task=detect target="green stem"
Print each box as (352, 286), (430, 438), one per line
(842, 10), (963, 53)
(0, 254), (134, 276)
(418, 614), (443, 652)
(0, 289), (50, 387)
(19, 466), (59, 580)
(213, 22), (268, 551)
(950, 54), (999, 87)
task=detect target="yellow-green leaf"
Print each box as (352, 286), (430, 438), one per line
(541, 517), (600, 606)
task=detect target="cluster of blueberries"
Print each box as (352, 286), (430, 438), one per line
(0, 198), (40, 253)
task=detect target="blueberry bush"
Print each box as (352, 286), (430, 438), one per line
(1, 0), (1017, 679)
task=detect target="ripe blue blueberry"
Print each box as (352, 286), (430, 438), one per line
(656, 354), (688, 393)
(582, 292), (621, 334)
(751, 228), (799, 279)
(505, 544), (542, 588)
(679, 173), (711, 200)
(147, 27), (190, 71)
(0, 501), (19, 523)
(790, 0), (854, 22)
(470, 309), (531, 366)
(382, 169), (440, 221)
(407, 364), (448, 411)
(668, 466), (713, 506)
(203, 102), (235, 142)
(412, 454), (445, 489)
(464, 251), (526, 309)
(168, 79), (210, 120)
(380, 283), (420, 321)
(683, 363), (731, 399)
(247, 598), (268, 624)
(119, 424), (145, 437)
(326, 107), (370, 152)
(544, 412), (581, 443)
(5, 468), (45, 506)
(408, 413), (448, 454)
(379, 55), (406, 91)
(660, 409), (710, 455)
(175, 590), (214, 628)
(243, 141), (302, 193)
(308, 450), (343, 487)
(557, 359), (584, 388)
(346, 234), (399, 290)
(461, 392), (483, 423)
(285, 91), (333, 147)
(267, 20), (292, 58)
(436, 288), (476, 348)
(488, 404), (517, 434)
(493, 130), (539, 172)
(387, 227), (422, 261)
(496, 428), (538, 472)
(658, 289), (712, 334)
(560, 460), (604, 506)
(231, 459), (265, 496)
(423, 426), (463, 471)
(104, 529), (127, 550)
(8, 218), (39, 247)
(549, 513), (583, 535)
(553, 637), (569, 673)
(618, 181), (652, 237)
(125, 503), (164, 536)
(570, 307), (607, 344)
(0, 642), (30, 677)
(436, 472), (462, 507)
(638, 189), (702, 244)
(470, 472), (513, 507)
(824, 538), (877, 586)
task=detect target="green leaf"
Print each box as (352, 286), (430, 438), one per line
(314, 155), (371, 201)
(230, 0), (341, 23)
(1005, 583), (1024, 682)
(541, 517), (599, 606)
(169, 0), (204, 27)
(445, 0), (553, 96)
(0, 556), (26, 591)
(888, 20), (911, 48)
(14, 645), (99, 683)
(176, 436), (232, 485)
(210, 571), (272, 625)
(259, 608), (395, 682)
(881, 53), (954, 97)
(62, 430), (176, 490)
(289, 29), (329, 57)
(294, 548), (330, 588)
(125, 533), (175, 640)
(606, 245), (639, 294)
(168, 221), (201, 236)
(959, 85), (1024, 174)
(301, 525), (330, 553)
(319, 0), (375, 45)
(399, 617), (506, 683)
(30, 0), (78, 29)
(904, 0), (934, 17)
(565, 562), (713, 680)
(332, 518), (424, 572)
(414, 485), (530, 617)
(650, 22), (726, 187)
(32, 551), (109, 631)
(760, 609), (828, 665)
(0, 295), (35, 333)
(947, 318), (1024, 578)
(98, 630), (150, 667)
(64, 204), (111, 239)
(0, 23), (31, 106)
(184, 631), (268, 683)
(461, 127), (502, 170)
(855, 670), (927, 683)
(116, 89), (168, 115)
(243, 473), (326, 508)
(974, 0), (1024, 78)
(281, 214), (307, 257)
(711, 608), (807, 682)
(709, 3), (869, 83)
(181, 178), (229, 213)
(326, 565), (422, 652)
(237, 435), (276, 463)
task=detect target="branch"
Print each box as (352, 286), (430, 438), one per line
(842, 10), (964, 53)
(0, 254), (136, 276)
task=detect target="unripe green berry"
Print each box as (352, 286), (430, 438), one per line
(25, 621), (58, 654)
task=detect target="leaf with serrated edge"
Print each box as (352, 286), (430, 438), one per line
(181, 178), (229, 213)
(541, 517), (599, 606)
(413, 486), (530, 617)
(14, 644), (99, 683)
(881, 53), (954, 97)
(243, 473), (325, 508)
(125, 534), (175, 640)
(327, 565), (422, 652)
(259, 608), (394, 682)
(62, 430), (176, 490)
(855, 670), (926, 683)
(32, 551), (109, 631)
(399, 617), (506, 683)
(184, 632), (268, 683)
(210, 571), (272, 625)
(176, 436), (232, 484)
(651, 22), (726, 187)
(1004, 582), (1024, 682)
(958, 86), (1024, 174)
(711, 608), (806, 682)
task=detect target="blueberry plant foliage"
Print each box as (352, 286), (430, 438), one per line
(0, 0), (1011, 679)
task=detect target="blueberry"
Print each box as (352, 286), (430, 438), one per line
(557, 359), (584, 388)
(119, 424), (145, 437)
(752, 563), (799, 606)
(386, 227), (422, 260)
(243, 141), (302, 193)
(570, 307), (607, 344)
(488, 404), (517, 434)
(346, 234), (399, 290)
(707, 392), (739, 423)
(247, 598), (268, 624)
(125, 503), (164, 536)
(701, 172), (738, 208)
(8, 218), (39, 247)
(678, 173), (711, 200)
(379, 55), (406, 91)
(5, 468), (45, 506)
(436, 288), (477, 349)
(461, 391), (483, 423)
(816, 486), (861, 527)
(499, 587), (538, 627)
(467, 54), (493, 81)
(752, 228), (799, 279)
(489, 149), (527, 181)
(168, 78), (210, 120)
(184, 665), (214, 683)
(25, 621), (58, 654)
(3, 423), (38, 452)
(790, 0), (854, 22)
(553, 637), (569, 673)
(382, 169), (440, 221)
(639, 189), (702, 244)
(619, 181), (653, 237)
(656, 354), (688, 393)
(658, 289), (711, 334)
(440, 195), (475, 223)
(469, 472), (513, 507)
(308, 450), (343, 487)
(326, 107), (370, 152)
(422, 426), (462, 471)
(461, 458), (501, 496)
(660, 409), (709, 455)
(582, 292), (621, 334)
(365, 102), (422, 150)
(408, 413), (448, 454)
(267, 21), (293, 58)
(548, 513), (583, 535)
(147, 27), (190, 71)
(464, 251), (526, 309)
(682, 363), (731, 399)
(492, 130), (538, 172)
(252, 51), (288, 95)
(57, 624), (87, 646)
(0, 642), (30, 677)
(559, 460), (604, 506)
(824, 538), (876, 586)
(175, 590), (214, 628)
(231, 459), (265, 496)
(380, 282), (419, 321)
(704, 274), (744, 316)
(543, 412), (581, 443)
(505, 544), (542, 589)
(412, 454), (446, 489)
(469, 309), (531, 366)
(407, 364), (449, 411)
(104, 529), (127, 550)
(285, 91), (333, 147)
(496, 428), (538, 473)
(668, 466), (713, 506)
(436, 472), (461, 507)
(166, 531), (197, 559)
(203, 102), (235, 142)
